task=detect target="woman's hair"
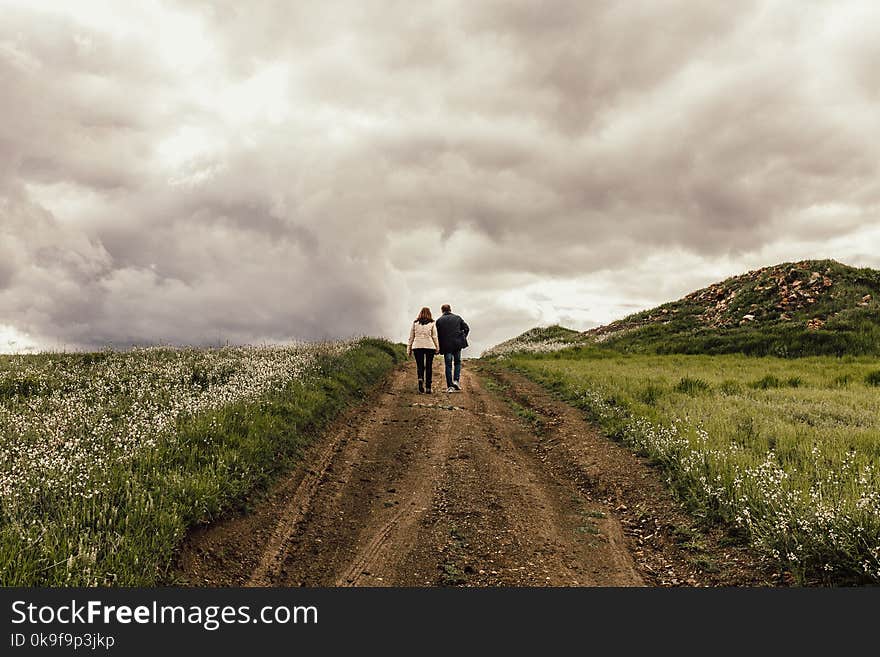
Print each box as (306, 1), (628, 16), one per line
(415, 307), (433, 324)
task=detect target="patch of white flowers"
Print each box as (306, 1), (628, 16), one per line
(483, 340), (578, 359)
(0, 343), (353, 505)
(574, 386), (880, 582)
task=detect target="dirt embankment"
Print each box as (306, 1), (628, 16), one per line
(175, 360), (774, 587)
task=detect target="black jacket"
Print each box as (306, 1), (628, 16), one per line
(435, 312), (470, 354)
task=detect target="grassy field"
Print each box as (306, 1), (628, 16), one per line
(0, 338), (403, 586)
(495, 347), (880, 584)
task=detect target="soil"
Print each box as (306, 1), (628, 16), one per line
(174, 359), (778, 587)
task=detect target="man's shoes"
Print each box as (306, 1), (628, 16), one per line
(425, 387), (432, 394)
(452, 380), (461, 391)
(446, 386), (455, 393)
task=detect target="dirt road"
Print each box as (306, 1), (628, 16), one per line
(176, 360), (772, 587)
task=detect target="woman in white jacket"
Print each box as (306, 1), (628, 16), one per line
(408, 307), (440, 393)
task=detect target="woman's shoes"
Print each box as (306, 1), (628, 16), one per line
(425, 387), (432, 394)
(418, 379), (425, 394)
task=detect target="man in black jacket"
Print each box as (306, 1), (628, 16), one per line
(435, 304), (469, 392)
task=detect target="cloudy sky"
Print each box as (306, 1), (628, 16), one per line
(2, 1), (879, 354)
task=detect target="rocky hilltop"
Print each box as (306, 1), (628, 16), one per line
(486, 260), (880, 358)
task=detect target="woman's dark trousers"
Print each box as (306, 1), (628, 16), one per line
(413, 348), (435, 390)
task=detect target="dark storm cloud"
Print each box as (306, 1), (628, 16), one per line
(2, 1), (879, 352)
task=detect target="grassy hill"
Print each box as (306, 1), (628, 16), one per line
(483, 325), (584, 356)
(488, 260), (880, 358)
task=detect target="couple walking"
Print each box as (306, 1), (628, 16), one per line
(407, 304), (470, 394)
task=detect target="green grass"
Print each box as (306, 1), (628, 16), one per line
(495, 347), (880, 584)
(481, 374), (545, 433)
(675, 376), (711, 395)
(509, 400), (544, 434)
(606, 314), (880, 358)
(0, 338), (404, 586)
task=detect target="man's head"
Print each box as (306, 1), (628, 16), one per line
(441, 304), (451, 314)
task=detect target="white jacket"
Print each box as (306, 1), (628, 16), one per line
(408, 320), (439, 352)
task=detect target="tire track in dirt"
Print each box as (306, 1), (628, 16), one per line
(424, 369), (642, 586)
(331, 394), (455, 586)
(244, 436), (339, 586)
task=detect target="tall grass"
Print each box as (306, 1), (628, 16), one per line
(499, 348), (880, 584)
(0, 338), (403, 586)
